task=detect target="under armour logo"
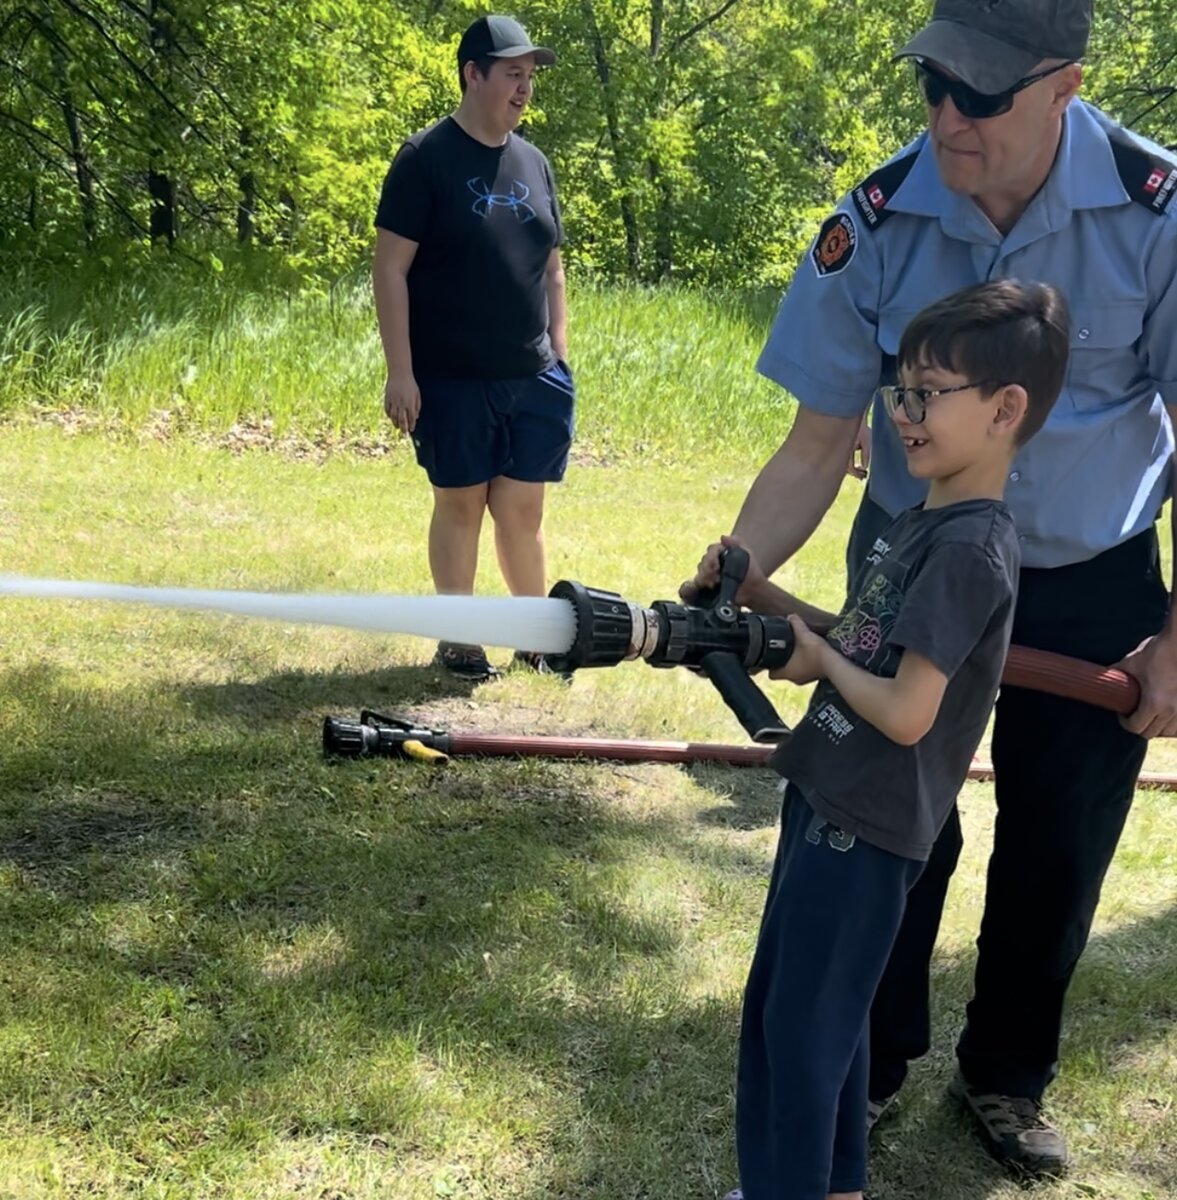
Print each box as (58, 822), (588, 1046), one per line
(468, 177), (536, 222)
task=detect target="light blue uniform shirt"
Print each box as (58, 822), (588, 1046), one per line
(757, 101), (1177, 569)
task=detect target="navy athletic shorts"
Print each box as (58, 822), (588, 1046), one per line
(412, 361), (576, 489)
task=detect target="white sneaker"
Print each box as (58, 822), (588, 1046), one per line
(867, 1091), (898, 1132)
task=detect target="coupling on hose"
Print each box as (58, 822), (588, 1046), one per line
(545, 581), (659, 670)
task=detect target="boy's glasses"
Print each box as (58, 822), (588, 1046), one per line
(879, 381), (995, 425)
(915, 60), (1074, 121)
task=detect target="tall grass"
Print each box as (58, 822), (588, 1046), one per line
(0, 262), (793, 463)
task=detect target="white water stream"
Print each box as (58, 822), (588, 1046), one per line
(0, 576), (579, 654)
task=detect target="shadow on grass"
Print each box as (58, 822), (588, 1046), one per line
(0, 661), (754, 1195)
(0, 661), (1172, 1198)
(693, 764), (782, 833)
(864, 897), (1177, 1200)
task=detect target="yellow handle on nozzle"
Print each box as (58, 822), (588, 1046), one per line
(402, 738), (449, 765)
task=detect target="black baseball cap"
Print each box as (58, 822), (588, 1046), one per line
(895, 0), (1091, 94)
(458, 15), (556, 68)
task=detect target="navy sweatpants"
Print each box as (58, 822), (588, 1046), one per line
(735, 786), (925, 1199)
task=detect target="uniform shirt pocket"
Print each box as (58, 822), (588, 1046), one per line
(1064, 299), (1148, 410)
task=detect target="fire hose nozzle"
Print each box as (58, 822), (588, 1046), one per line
(323, 710), (453, 760)
(545, 551), (795, 742)
(544, 581), (658, 672)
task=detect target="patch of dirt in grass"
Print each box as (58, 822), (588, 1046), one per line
(16, 405), (614, 467)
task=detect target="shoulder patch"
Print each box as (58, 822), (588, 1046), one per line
(1107, 126), (1177, 216)
(812, 212), (857, 277)
(849, 149), (921, 232)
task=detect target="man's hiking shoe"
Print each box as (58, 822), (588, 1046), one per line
(511, 649), (573, 682)
(433, 641), (500, 682)
(867, 1090), (898, 1133)
(951, 1071), (1069, 1175)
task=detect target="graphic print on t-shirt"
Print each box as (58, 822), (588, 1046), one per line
(467, 177), (537, 223)
(827, 567), (905, 673)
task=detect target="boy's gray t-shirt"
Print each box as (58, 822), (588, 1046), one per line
(771, 499), (1019, 861)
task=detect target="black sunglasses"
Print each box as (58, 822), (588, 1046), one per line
(915, 60), (1074, 120)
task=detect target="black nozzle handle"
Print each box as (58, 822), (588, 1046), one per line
(698, 651), (790, 744)
(695, 545), (750, 622)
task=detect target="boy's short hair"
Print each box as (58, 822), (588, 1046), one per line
(898, 280), (1071, 446)
(459, 56), (497, 92)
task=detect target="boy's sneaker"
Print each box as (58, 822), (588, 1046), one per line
(511, 649), (573, 682)
(721, 1190), (743, 1200)
(950, 1071), (1069, 1175)
(433, 641), (500, 682)
(867, 1091), (899, 1133)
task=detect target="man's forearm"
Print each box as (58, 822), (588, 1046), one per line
(1164, 405), (1177, 633)
(373, 265), (413, 375)
(1171, 458), (1176, 614)
(1164, 454), (1177, 641)
(731, 409), (863, 575)
(547, 263), (568, 360)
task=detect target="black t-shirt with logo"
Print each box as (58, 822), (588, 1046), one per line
(771, 500), (1019, 861)
(375, 117), (563, 380)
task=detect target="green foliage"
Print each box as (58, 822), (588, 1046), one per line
(2, 0), (1175, 283)
(0, 262), (790, 464)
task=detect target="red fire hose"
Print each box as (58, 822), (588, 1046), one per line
(1001, 645), (1140, 713)
(333, 645), (1177, 790)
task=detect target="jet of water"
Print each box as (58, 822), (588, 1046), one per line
(0, 576), (578, 654)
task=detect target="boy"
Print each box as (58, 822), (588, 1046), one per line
(373, 15), (572, 681)
(721, 279), (1070, 1200)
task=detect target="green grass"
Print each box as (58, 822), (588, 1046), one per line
(0, 425), (1173, 1199)
(0, 264), (786, 465)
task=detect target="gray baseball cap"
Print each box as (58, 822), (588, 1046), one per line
(458, 15), (556, 68)
(895, 0), (1092, 94)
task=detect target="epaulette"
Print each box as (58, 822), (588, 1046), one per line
(1106, 126), (1177, 216)
(849, 148), (921, 232)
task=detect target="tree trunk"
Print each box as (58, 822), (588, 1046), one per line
(580, 0), (642, 279)
(236, 126), (255, 243)
(43, 1), (97, 244)
(147, 0), (178, 244)
(61, 96), (98, 244)
(649, 158), (673, 280)
(148, 169), (177, 243)
(647, 0), (672, 279)
(277, 187), (298, 246)
(238, 172), (256, 244)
